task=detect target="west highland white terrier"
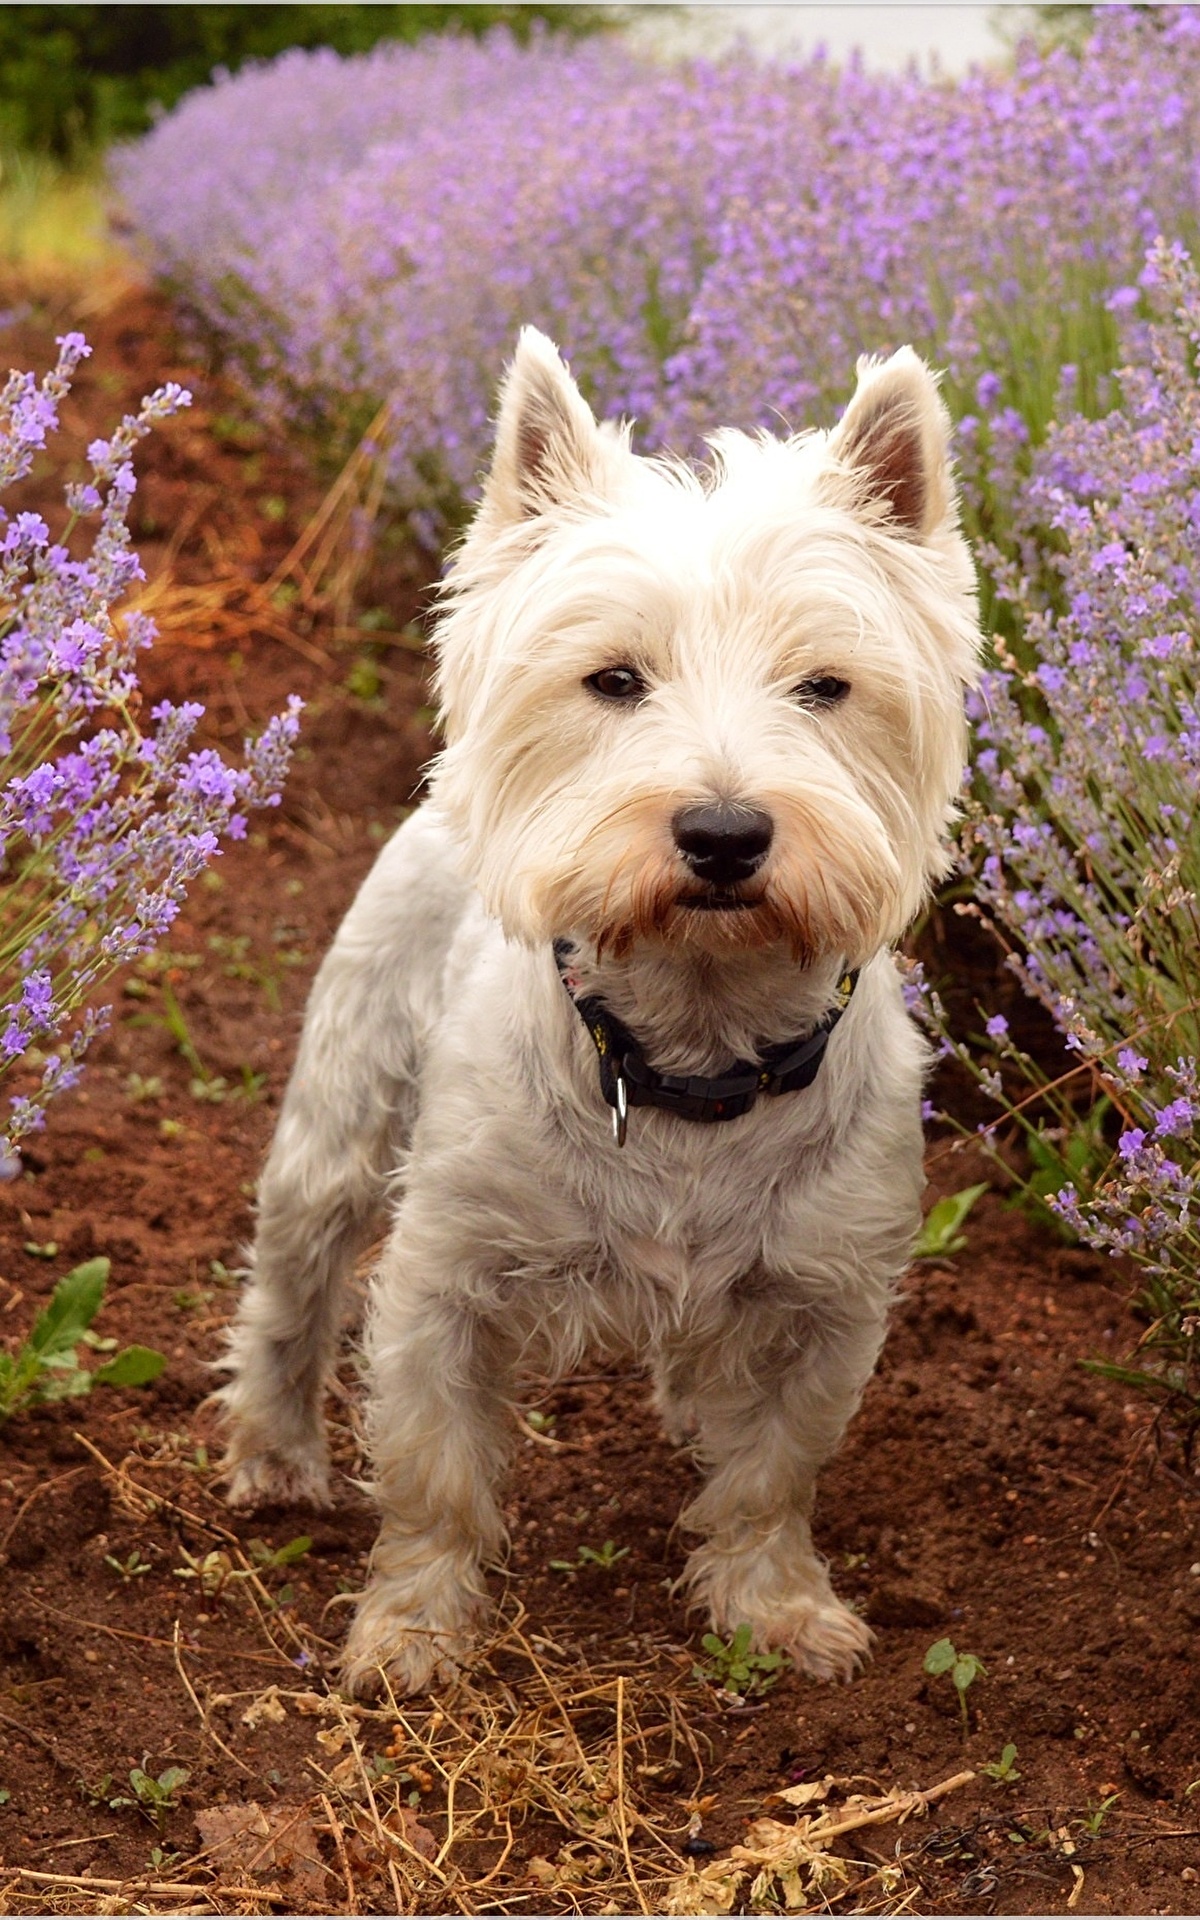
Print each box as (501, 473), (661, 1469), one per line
(218, 329), (983, 1695)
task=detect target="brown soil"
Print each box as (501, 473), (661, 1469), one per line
(0, 278), (1198, 1919)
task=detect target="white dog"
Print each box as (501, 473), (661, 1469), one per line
(218, 330), (982, 1695)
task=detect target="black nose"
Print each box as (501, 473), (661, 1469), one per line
(673, 802), (774, 885)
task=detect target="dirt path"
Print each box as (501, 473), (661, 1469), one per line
(0, 278), (1196, 1917)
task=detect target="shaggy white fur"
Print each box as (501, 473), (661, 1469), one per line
(218, 329), (983, 1696)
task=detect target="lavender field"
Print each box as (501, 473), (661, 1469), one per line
(118, 10), (1197, 537)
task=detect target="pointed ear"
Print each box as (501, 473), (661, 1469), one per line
(483, 327), (609, 526)
(825, 347), (956, 540)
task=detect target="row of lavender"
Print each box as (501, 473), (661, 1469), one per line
(17, 13), (1195, 1421)
(115, 10), (1200, 548)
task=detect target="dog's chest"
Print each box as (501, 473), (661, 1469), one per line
(579, 1106), (830, 1292)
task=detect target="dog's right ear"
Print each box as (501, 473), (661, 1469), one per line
(482, 328), (610, 525)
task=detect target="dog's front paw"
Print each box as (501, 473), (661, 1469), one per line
(689, 1538), (873, 1684)
(339, 1589), (479, 1698)
(772, 1594), (873, 1683)
(222, 1441), (332, 1511)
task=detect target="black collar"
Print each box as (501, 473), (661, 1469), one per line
(553, 940), (858, 1146)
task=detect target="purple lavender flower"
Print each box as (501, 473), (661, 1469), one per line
(0, 336), (301, 1166)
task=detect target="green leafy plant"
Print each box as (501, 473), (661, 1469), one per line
(980, 1741), (1020, 1784)
(0, 1258), (165, 1422)
(104, 1548), (153, 1582)
(1079, 1791), (1120, 1836)
(914, 1183), (988, 1258)
(109, 1763), (189, 1833)
(248, 1534), (312, 1569)
(549, 1539), (629, 1573)
(693, 1623), (791, 1699)
(924, 1637), (987, 1738)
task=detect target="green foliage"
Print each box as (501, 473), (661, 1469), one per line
(0, 5), (616, 159)
(549, 1539), (629, 1573)
(248, 1533), (312, 1569)
(0, 1258), (165, 1423)
(104, 1547), (152, 1582)
(1079, 1790), (1120, 1835)
(980, 1741), (1021, 1784)
(1008, 1104), (1111, 1239)
(924, 1637), (987, 1738)
(914, 1183), (989, 1259)
(693, 1623), (790, 1699)
(109, 1763), (189, 1833)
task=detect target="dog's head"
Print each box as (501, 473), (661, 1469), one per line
(431, 330), (982, 966)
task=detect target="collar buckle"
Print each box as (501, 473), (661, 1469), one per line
(612, 1067), (629, 1148)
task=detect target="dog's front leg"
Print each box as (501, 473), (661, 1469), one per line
(341, 1232), (513, 1697)
(679, 1300), (885, 1683)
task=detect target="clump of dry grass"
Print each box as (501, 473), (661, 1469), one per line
(126, 397), (423, 673)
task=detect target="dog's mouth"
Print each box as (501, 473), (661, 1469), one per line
(677, 889), (762, 914)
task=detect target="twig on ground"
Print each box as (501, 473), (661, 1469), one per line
(172, 1617), (252, 1775)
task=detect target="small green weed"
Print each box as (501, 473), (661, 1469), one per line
(345, 654), (384, 703)
(524, 1407), (557, 1435)
(104, 1548), (153, 1583)
(549, 1539), (629, 1573)
(124, 1073), (164, 1102)
(924, 1637), (987, 1738)
(109, 1764), (189, 1833)
(1079, 1791), (1120, 1836)
(248, 1534), (312, 1570)
(980, 1741), (1020, 1784)
(0, 1259), (165, 1423)
(914, 1183), (988, 1259)
(694, 1623), (790, 1699)
(173, 1546), (250, 1599)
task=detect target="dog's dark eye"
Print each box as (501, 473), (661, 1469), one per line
(793, 674), (850, 709)
(585, 666), (647, 703)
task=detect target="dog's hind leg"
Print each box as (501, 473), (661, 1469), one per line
(217, 813), (470, 1509)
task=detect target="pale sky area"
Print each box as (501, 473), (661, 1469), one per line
(623, 4), (1018, 73)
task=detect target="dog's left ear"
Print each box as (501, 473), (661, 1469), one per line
(824, 348), (955, 541)
(483, 327), (610, 526)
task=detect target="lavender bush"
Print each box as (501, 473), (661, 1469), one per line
(115, 9), (1200, 550)
(0, 334), (300, 1168)
(919, 240), (1200, 1441)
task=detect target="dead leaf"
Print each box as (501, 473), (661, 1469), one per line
(663, 1859), (744, 1915)
(767, 1774), (835, 1810)
(387, 1802), (438, 1862)
(196, 1801), (271, 1865)
(241, 1684), (288, 1728)
(195, 1797), (329, 1905)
